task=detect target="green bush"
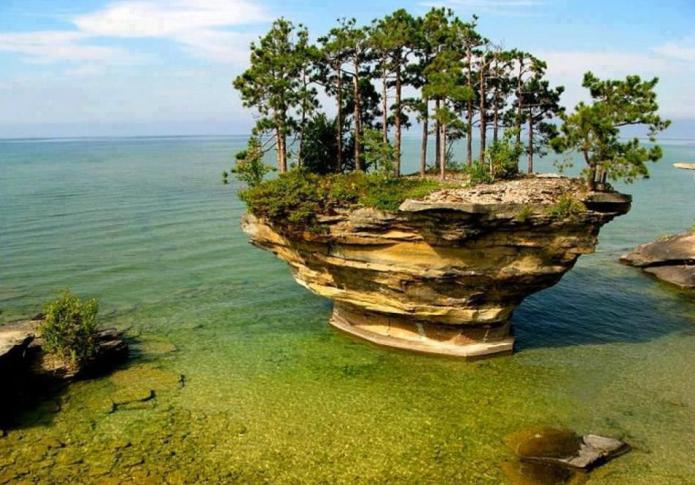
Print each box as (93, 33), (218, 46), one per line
(546, 194), (587, 219)
(40, 290), (100, 367)
(464, 161), (495, 185)
(240, 169), (444, 229)
(232, 136), (274, 187)
(515, 205), (534, 223)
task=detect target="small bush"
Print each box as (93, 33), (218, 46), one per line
(515, 205), (534, 223)
(40, 290), (100, 367)
(240, 170), (444, 229)
(358, 176), (441, 211)
(465, 161), (494, 185)
(232, 136), (274, 188)
(546, 194), (587, 219)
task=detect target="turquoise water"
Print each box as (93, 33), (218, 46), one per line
(1, 136), (694, 483)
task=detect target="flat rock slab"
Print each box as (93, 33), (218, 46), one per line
(620, 232), (695, 267)
(0, 320), (39, 364)
(644, 265), (695, 289)
(621, 232), (695, 289)
(506, 427), (630, 472)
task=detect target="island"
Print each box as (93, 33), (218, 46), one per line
(231, 8), (668, 358)
(243, 176), (630, 357)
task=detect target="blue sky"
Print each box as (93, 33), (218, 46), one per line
(1, 0), (694, 138)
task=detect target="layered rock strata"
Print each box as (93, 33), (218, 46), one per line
(242, 177), (631, 358)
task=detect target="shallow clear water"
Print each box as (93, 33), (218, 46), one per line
(1, 136), (694, 483)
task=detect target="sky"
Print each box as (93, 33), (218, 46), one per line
(1, 0), (695, 138)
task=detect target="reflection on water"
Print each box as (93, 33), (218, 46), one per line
(0, 136), (694, 482)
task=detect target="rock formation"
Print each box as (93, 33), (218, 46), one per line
(242, 176), (631, 358)
(621, 232), (695, 289)
(0, 319), (128, 381)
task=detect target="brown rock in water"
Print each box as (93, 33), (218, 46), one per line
(505, 426), (630, 474)
(242, 177), (630, 358)
(0, 320), (128, 381)
(621, 232), (695, 289)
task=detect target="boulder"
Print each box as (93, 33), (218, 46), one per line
(621, 232), (695, 289)
(506, 427), (630, 472)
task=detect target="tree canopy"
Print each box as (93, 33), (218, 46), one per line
(233, 9), (669, 188)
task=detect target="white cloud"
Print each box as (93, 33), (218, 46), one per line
(175, 30), (257, 63)
(652, 39), (695, 62)
(537, 50), (695, 118)
(0, 0), (267, 67)
(72, 0), (267, 63)
(74, 0), (266, 37)
(539, 50), (675, 79)
(0, 31), (136, 64)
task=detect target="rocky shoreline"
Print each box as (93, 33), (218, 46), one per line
(243, 176), (631, 358)
(0, 319), (128, 428)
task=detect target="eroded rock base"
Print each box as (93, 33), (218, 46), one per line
(330, 304), (514, 359)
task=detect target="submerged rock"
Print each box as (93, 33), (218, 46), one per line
(621, 232), (695, 289)
(505, 427), (629, 481)
(242, 177), (630, 358)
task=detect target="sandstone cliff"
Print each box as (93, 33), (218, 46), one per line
(242, 176), (631, 358)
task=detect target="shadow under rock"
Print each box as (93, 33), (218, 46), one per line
(512, 262), (694, 351)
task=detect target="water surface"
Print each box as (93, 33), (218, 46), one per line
(1, 136), (694, 483)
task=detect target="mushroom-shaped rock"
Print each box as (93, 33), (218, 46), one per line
(242, 177), (630, 358)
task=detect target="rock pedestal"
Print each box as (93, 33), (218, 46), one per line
(242, 177), (630, 358)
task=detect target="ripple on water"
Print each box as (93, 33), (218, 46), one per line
(1, 137), (694, 483)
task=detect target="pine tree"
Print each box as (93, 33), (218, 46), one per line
(233, 19), (309, 173)
(552, 72), (670, 190)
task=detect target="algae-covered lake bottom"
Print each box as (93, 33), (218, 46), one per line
(1, 136), (694, 483)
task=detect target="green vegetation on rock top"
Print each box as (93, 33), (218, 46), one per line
(240, 170), (445, 229)
(40, 290), (100, 368)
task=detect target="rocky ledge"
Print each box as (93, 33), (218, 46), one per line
(242, 176), (631, 358)
(620, 232), (695, 289)
(0, 319), (128, 381)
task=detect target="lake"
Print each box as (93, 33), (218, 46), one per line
(1, 135), (694, 482)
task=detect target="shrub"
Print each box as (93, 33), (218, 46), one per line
(363, 129), (395, 177)
(358, 176), (441, 211)
(484, 130), (522, 180)
(240, 170), (444, 229)
(546, 194), (587, 219)
(515, 205), (534, 223)
(40, 290), (100, 367)
(232, 136), (274, 187)
(465, 161), (494, 185)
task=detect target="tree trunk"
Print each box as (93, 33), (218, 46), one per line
(435, 98), (441, 168)
(275, 128), (282, 172)
(382, 63), (388, 144)
(466, 46), (473, 166)
(277, 127), (287, 173)
(479, 66), (487, 164)
(516, 58), (524, 147)
(353, 61), (362, 171)
(298, 73), (307, 167)
(584, 150), (596, 191)
(336, 68), (343, 173)
(439, 122), (447, 180)
(492, 87), (499, 144)
(395, 66), (402, 177)
(527, 116), (534, 174)
(420, 99), (428, 177)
